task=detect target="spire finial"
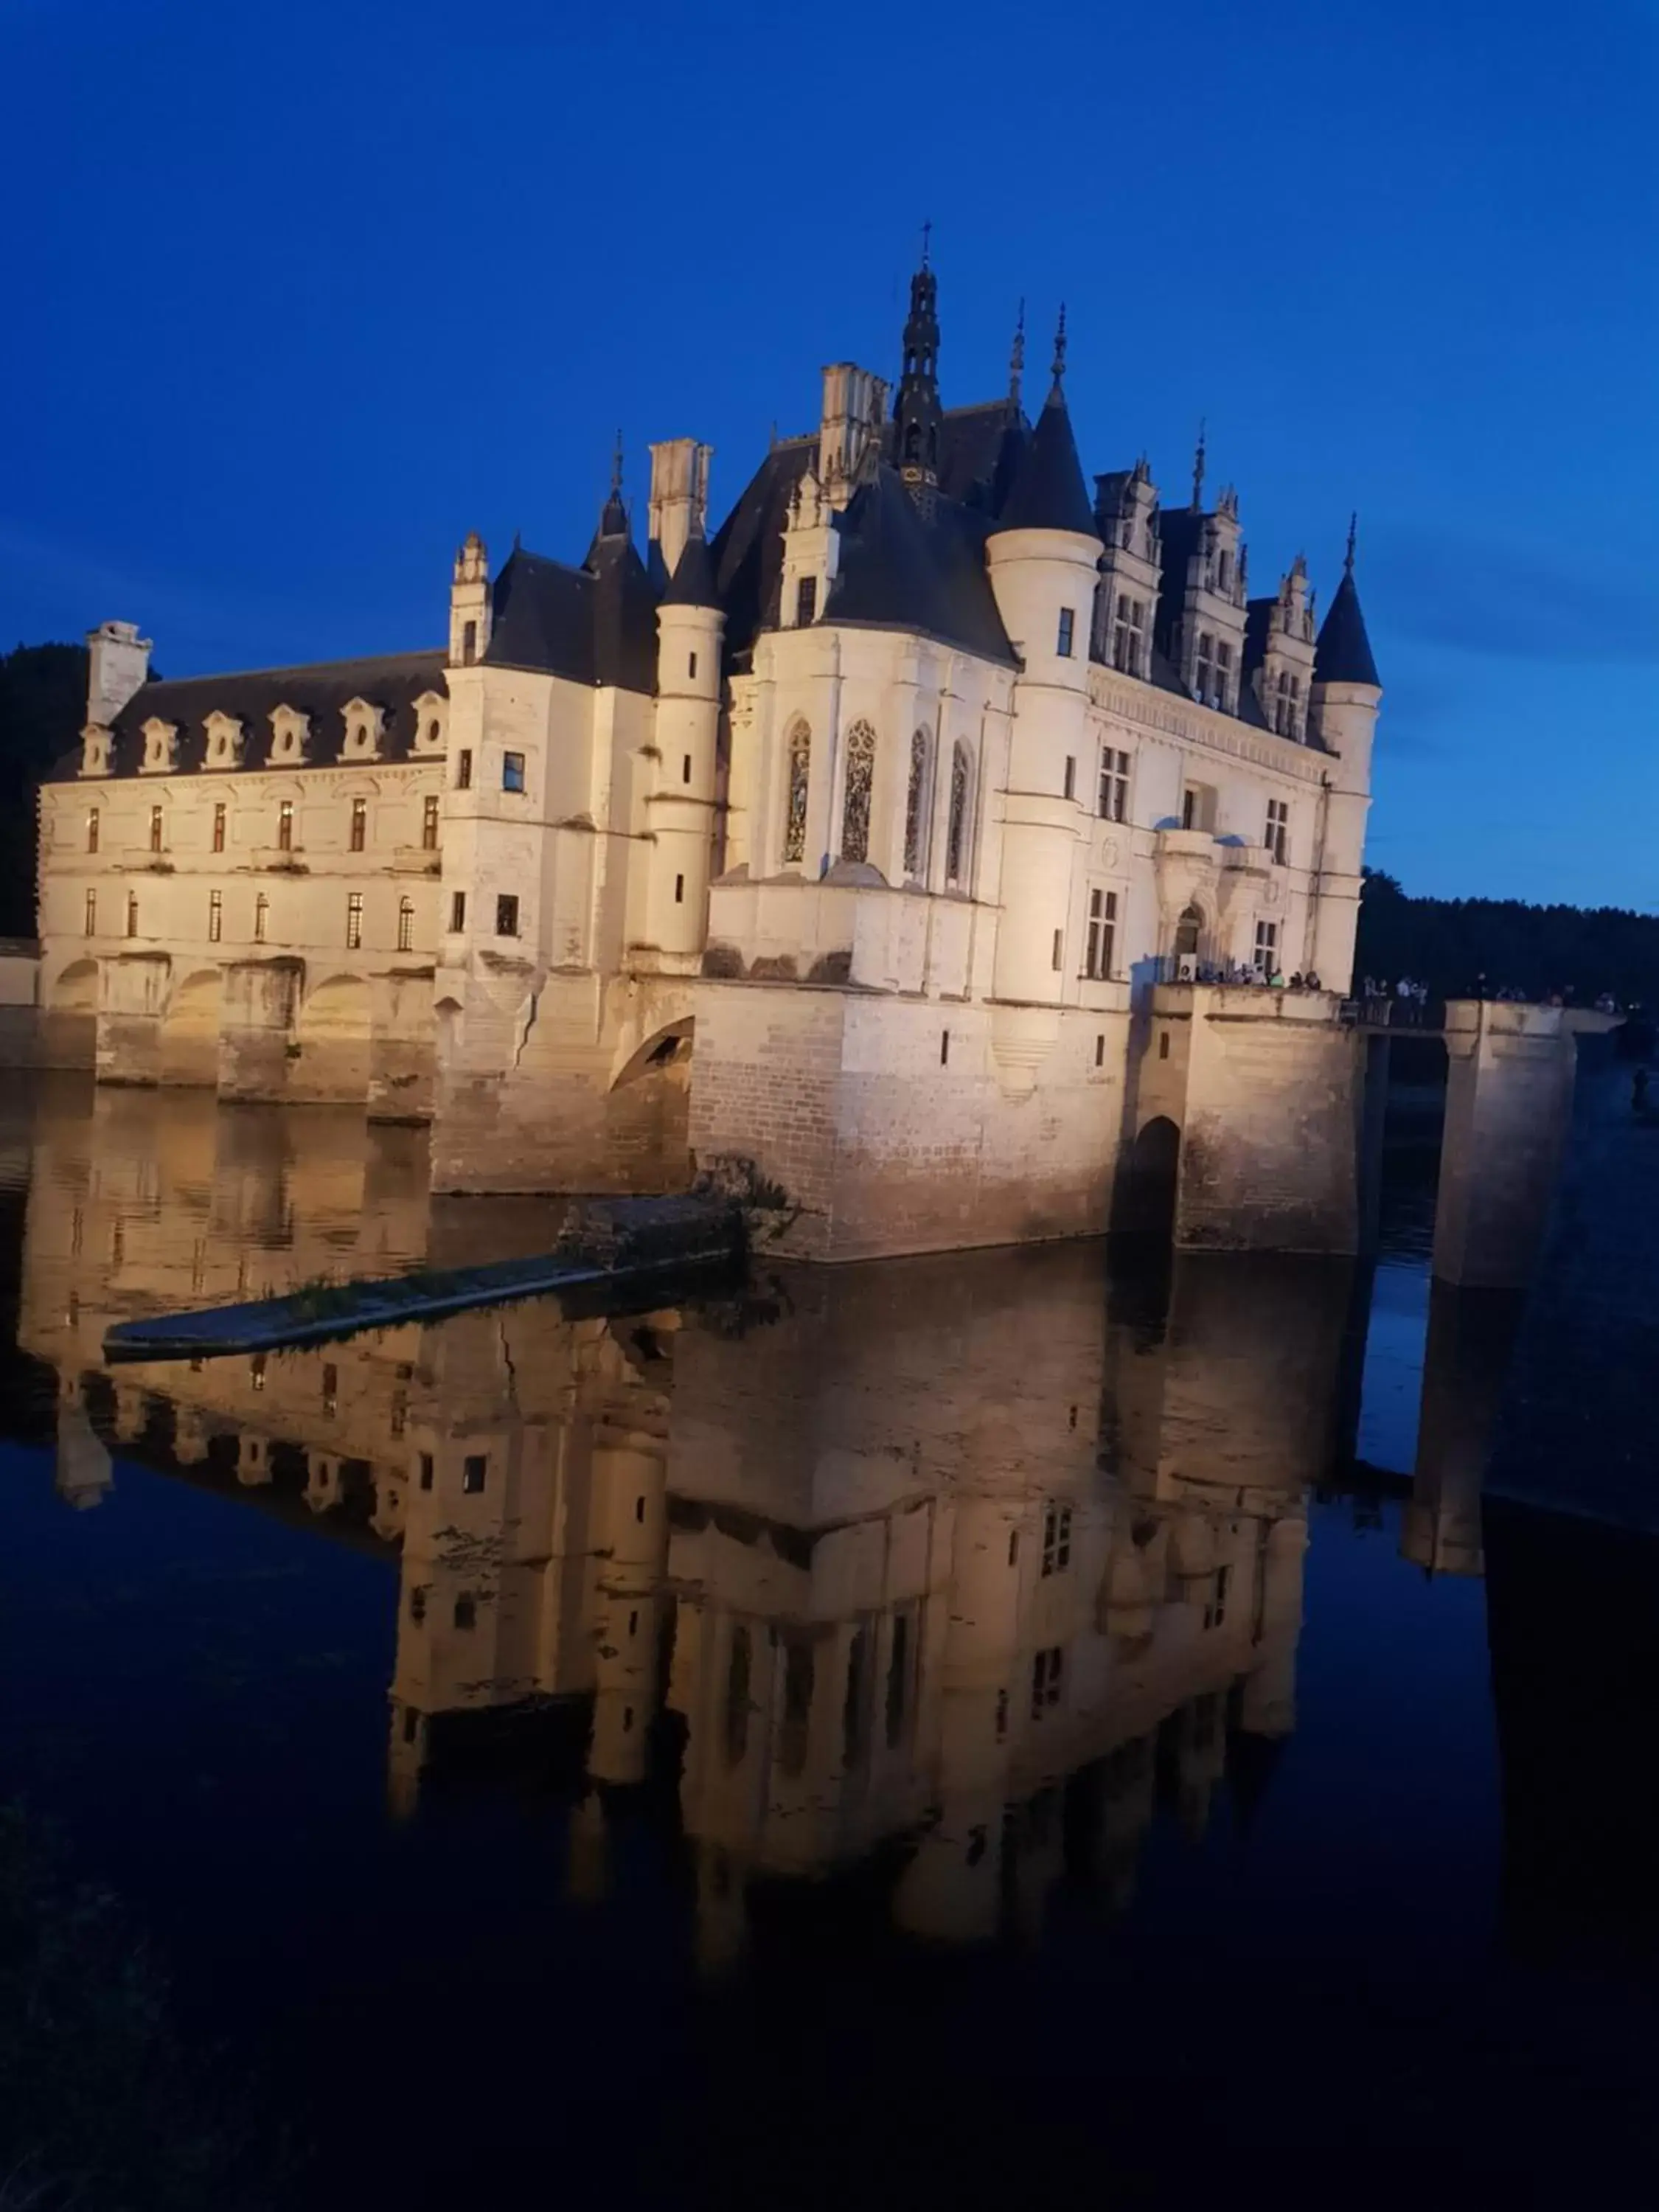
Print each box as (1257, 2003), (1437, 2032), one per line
(1009, 298), (1026, 407)
(1345, 511), (1358, 574)
(919, 217), (931, 271)
(611, 429), (624, 497)
(1051, 302), (1068, 386)
(1191, 418), (1207, 512)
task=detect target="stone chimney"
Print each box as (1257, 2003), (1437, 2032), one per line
(817, 365), (887, 511)
(647, 439), (712, 579)
(85, 621), (151, 727)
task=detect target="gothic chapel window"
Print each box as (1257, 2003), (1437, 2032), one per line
(903, 729), (930, 877)
(945, 742), (971, 887)
(782, 719), (810, 865)
(840, 721), (876, 865)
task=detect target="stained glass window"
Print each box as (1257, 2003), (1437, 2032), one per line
(946, 742), (971, 885)
(783, 719), (810, 863)
(841, 720), (876, 863)
(903, 729), (930, 877)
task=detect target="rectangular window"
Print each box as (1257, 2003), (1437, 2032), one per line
(83, 889), (96, 936)
(1094, 1032), (1105, 1068)
(346, 891), (364, 949)
(453, 1593), (476, 1630)
(462, 1453), (487, 1496)
(1062, 754), (1076, 801)
(1194, 632), (1214, 707)
(321, 1363), (338, 1414)
(456, 749), (473, 790)
(795, 575), (817, 626)
(1057, 606), (1076, 657)
(418, 1452), (434, 1492)
(1254, 919), (1279, 973)
(1051, 928), (1064, 972)
(397, 897), (414, 952)
(277, 799), (293, 852)
(1182, 783), (1217, 834)
(208, 890), (223, 943)
(149, 804), (163, 853)
(495, 893), (519, 938)
(212, 801), (226, 853)
(1265, 798), (1290, 866)
(461, 619), (477, 667)
(688, 651), (698, 679)
(1085, 887), (1117, 980)
(1112, 594), (1147, 676)
(254, 893), (268, 944)
(125, 892), (138, 938)
(1042, 1503), (1073, 1577)
(501, 751), (526, 793)
(421, 793), (440, 850)
(1214, 638), (1233, 710)
(674, 873), (684, 904)
(940, 1029), (950, 1066)
(682, 754), (692, 784)
(349, 796), (366, 851)
(86, 807), (100, 854)
(450, 891), (466, 932)
(1097, 746), (1130, 823)
(1031, 1646), (1063, 1719)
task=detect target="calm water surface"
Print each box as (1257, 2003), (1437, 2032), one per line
(1, 1079), (1655, 2205)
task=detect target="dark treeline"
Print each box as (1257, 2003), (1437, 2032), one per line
(0, 641), (89, 940)
(1357, 869), (1659, 1009)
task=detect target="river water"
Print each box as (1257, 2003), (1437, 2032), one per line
(1, 1079), (1655, 2205)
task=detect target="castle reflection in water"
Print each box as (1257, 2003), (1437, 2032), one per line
(16, 1077), (1488, 1963)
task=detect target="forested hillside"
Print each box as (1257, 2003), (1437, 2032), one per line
(0, 641), (88, 939)
(1356, 869), (1658, 1008)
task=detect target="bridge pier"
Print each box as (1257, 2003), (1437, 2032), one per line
(1432, 1001), (1576, 1289)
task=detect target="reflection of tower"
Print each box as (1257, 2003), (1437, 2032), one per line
(1402, 1285), (1525, 1578)
(55, 1377), (113, 1510)
(586, 1402), (670, 1788)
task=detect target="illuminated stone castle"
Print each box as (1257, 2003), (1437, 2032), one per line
(37, 257), (1383, 1259)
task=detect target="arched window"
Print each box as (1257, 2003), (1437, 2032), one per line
(903, 728), (930, 877)
(782, 718), (810, 864)
(945, 742), (972, 886)
(1175, 904), (1203, 959)
(841, 720), (876, 864)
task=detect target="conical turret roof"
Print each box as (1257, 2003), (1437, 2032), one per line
(661, 530), (720, 611)
(1315, 568), (1380, 687)
(994, 370), (1095, 538)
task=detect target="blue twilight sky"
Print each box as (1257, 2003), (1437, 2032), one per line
(2, 0), (1654, 905)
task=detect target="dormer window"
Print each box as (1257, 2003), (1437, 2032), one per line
(1112, 594), (1147, 678)
(411, 693), (447, 754)
(1214, 639), (1233, 712)
(268, 707), (310, 764)
(795, 576), (817, 627)
(80, 727), (113, 779)
(1273, 669), (1302, 739)
(201, 712), (244, 771)
(340, 700), (384, 761)
(1194, 633), (1215, 707)
(141, 719), (179, 774)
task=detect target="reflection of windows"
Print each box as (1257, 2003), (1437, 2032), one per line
(462, 1454), (487, 1495)
(349, 797), (366, 852)
(843, 1626), (871, 1769)
(886, 1610), (912, 1750)
(397, 897), (414, 952)
(254, 894), (269, 944)
(149, 804), (164, 852)
(389, 1393), (406, 1438)
(1031, 1645), (1064, 1719)
(125, 892), (139, 938)
(83, 889), (96, 936)
(903, 728), (930, 877)
(86, 807), (100, 854)
(418, 1453), (434, 1491)
(208, 890), (223, 943)
(945, 743), (971, 886)
(277, 800), (294, 852)
(1085, 888), (1117, 980)
(346, 892), (364, 949)
(421, 794), (439, 851)
(779, 1638), (815, 1777)
(841, 720), (876, 863)
(782, 719), (810, 864)
(723, 1624), (751, 1766)
(1204, 1563), (1232, 1632)
(453, 1594), (476, 1630)
(1042, 1503), (1073, 1576)
(321, 1363), (338, 1414)
(212, 801), (226, 853)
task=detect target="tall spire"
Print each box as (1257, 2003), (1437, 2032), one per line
(1008, 298), (1026, 410)
(1191, 419), (1207, 512)
(1316, 521), (1381, 687)
(1051, 302), (1068, 389)
(597, 431), (628, 542)
(892, 239), (942, 509)
(1345, 511), (1358, 574)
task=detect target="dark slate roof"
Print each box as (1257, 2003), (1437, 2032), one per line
(1152, 506), (1204, 662)
(485, 537), (658, 694)
(994, 382), (1097, 538)
(709, 437), (818, 660)
(933, 399), (1029, 512)
(661, 530), (720, 610)
(73, 652), (450, 781)
(825, 465), (1015, 664)
(1315, 570), (1381, 687)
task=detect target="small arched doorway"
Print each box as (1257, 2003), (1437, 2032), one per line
(1175, 905), (1204, 960)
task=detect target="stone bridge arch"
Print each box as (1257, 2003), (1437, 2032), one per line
(43, 957), (99, 1069)
(291, 973), (373, 1103)
(159, 967), (223, 1088)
